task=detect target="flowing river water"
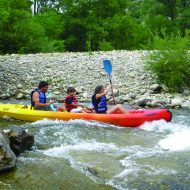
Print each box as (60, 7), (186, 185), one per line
(0, 107), (190, 190)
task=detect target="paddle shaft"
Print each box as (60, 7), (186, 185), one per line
(109, 76), (116, 105)
(80, 105), (93, 110)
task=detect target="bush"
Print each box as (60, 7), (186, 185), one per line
(99, 40), (114, 51)
(144, 30), (190, 91)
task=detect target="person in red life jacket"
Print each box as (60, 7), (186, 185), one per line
(64, 87), (83, 113)
(64, 87), (92, 113)
(31, 81), (65, 111)
(91, 84), (128, 114)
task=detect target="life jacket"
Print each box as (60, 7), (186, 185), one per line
(91, 95), (107, 113)
(64, 95), (77, 112)
(30, 89), (46, 108)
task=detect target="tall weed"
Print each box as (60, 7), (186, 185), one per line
(144, 30), (190, 91)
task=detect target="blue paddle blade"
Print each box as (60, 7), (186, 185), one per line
(46, 92), (52, 98)
(103, 59), (112, 75)
(50, 104), (56, 112)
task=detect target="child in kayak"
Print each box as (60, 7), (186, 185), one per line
(91, 85), (128, 114)
(64, 87), (92, 113)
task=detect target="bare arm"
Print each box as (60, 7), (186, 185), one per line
(96, 85), (111, 99)
(33, 92), (53, 107)
(107, 97), (114, 105)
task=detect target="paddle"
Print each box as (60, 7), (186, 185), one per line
(46, 92), (56, 112)
(103, 59), (116, 105)
(80, 104), (93, 111)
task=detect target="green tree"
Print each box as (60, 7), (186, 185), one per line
(60, 0), (145, 51)
(176, 0), (190, 33)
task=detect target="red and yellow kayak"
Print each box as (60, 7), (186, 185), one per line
(0, 104), (172, 127)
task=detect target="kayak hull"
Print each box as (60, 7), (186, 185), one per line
(0, 104), (172, 127)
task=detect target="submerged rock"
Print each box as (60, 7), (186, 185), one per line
(0, 131), (16, 172)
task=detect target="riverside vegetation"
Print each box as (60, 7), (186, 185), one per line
(1, 0), (190, 54)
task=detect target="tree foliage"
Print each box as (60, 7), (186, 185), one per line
(0, 0), (190, 54)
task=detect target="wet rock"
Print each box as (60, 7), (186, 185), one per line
(0, 131), (16, 172)
(86, 166), (99, 177)
(181, 101), (190, 109)
(136, 98), (149, 108)
(7, 126), (34, 156)
(171, 98), (182, 107)
(150, 100), (159, 107)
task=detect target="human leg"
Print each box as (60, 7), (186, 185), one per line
(107, 104), (128, 114)
(70, 108), (83, 113)
(56, 105), (66, 112)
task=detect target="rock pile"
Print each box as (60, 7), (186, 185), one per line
(0, 51), (190, 109)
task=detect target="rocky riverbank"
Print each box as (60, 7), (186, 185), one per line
(0, 50), (190, 109)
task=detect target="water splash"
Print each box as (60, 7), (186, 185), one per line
(158, 129), (190, 151)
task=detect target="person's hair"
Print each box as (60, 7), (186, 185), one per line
(38, 81), (48, 89)
(67, 87), (76, 94)
(94, 85), (104, 94)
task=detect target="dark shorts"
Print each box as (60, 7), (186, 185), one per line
(34, 106), (52, 111)
(95, 111), (107, 114)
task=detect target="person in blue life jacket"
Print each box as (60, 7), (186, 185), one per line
(91, 84), (128, 114)
(31, 81), (65, 111)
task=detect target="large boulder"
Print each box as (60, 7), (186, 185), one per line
(150, 84), (162, 93)
(0, 131), (16, 172)
(7, 126), (34, 156)
(171, 98), (183, 107)
(181, 101), (190, 109)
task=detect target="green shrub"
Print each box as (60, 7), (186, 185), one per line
(144, 30), (190, 91)
(99, 39), (114, 51)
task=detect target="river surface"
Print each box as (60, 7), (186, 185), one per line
(0, 107), (190, 190)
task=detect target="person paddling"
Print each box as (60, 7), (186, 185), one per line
(31, 81), (65, 111)
(91, 85), (128, 114)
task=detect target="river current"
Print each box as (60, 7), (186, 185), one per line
(0, 108), (190, 190)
